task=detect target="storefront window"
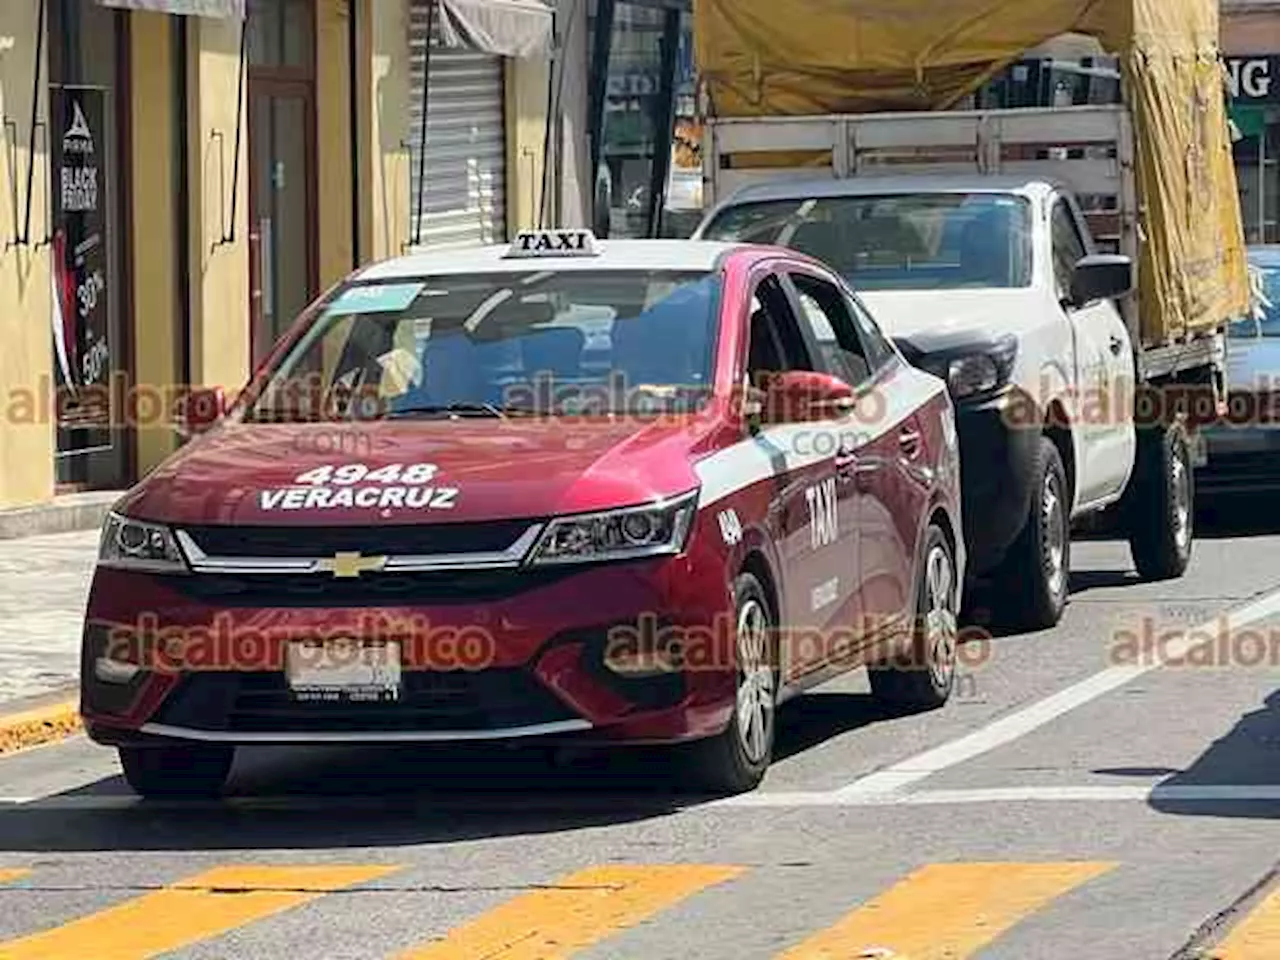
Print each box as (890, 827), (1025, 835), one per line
(47, 0), (127, 490)
(1233, 111), (1280, 245)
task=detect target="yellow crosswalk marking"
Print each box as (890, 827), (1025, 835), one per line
(0, 864), (398, 960)
(774, 861), (1117, 960)
(395, 864), (745, 959)
(0, 871), (28, 886)
(1203, 887), (1280, 958)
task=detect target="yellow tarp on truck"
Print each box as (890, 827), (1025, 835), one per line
(693, 0), (1250, 348)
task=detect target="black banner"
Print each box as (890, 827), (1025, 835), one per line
(1225, 56), (1280, 104)
(50, 85), (110, 431)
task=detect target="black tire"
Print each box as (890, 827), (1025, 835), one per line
(678, 572), (777, 795)
(1125, 420), (1194, 581)
(869, 524), (959, 711)
(118, 744), (234, 799)
(993, 436), (1071, 631)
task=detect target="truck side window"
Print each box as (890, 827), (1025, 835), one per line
(1050, 199), (1089, 299)
(746, 274), (816, 389)
(788, 272), (872, 387)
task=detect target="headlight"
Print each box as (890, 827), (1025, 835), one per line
(527, 491), (698, 566)
(923, 335), (1019, 402)
(98, 512), (189, 573)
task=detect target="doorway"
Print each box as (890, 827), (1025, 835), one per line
(246, 0), (317, 368)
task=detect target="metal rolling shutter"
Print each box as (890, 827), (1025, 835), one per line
(408, 0), (508, 249)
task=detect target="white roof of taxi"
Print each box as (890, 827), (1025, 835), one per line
(354, 238), (747, 282)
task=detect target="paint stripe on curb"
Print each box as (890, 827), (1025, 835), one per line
(0, 700), (81, 756)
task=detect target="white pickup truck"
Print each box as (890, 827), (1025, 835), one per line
(692, 105), (1233, 629)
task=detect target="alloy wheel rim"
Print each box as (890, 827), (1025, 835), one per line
(735, 598), (774, 765)
(924, 543), (958, 688)
(1172, 445), (1191, 553)
(1043, 471), (1067, 599)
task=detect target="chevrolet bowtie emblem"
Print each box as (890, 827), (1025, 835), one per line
(317, 552), (388, 578)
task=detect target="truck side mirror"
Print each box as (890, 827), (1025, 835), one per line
(1069, 254), (1133, 309)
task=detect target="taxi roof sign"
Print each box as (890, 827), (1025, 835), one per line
(505, 229), (601, 258)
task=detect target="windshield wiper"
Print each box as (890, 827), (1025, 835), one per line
(385, 402), (527, 420)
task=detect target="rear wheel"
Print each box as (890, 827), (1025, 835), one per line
(1125, 420), (1194, 581)
(678, 572), (777, 795)
(993, 436), (1070, 631)
(869, 523), (959, 711)
(118, 744), (234, 798)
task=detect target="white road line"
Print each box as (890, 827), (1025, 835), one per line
(832, 585), (1280, 799)
(6, 783), (1280, 810)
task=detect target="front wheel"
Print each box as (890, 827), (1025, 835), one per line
(677, 572), (777, 795)
(118, 744), (234, 799)
(993, 436), (1071, 631)
(1125, 420), (1194, 581)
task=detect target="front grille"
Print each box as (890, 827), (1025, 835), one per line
(160, 567), (576, 607)
(151, 669), (579, 733)
(182, 520), (536, 558)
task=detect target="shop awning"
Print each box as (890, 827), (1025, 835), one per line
(95, 0), (244, 17)
(436, 0), (553, 58)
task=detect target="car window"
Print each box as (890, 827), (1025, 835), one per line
(701, 192), (1034, 290)
(1229, 260), (1280, 338)
(846, 292), (897, 374)
(242, 269), (723, 420)
(1050, 199), (1089, 299)
(745, 274), (816, 389)
(787, 272), (873, 387)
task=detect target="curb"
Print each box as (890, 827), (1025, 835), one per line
(0, 692), (82, 756)
(0, 491), (122, 541)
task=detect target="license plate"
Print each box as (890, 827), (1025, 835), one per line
(285, 639), (401, 702)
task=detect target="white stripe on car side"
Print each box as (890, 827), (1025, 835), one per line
(695, 363), (947, 508)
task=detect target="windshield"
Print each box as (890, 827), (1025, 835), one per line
(1229, 260), (1280, 338)
(242, 269), (722, 421)
(701, 192), (1033, 290)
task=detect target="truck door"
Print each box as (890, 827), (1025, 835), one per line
(1050, 194), (1137, 507)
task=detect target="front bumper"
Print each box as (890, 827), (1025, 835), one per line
(1197, 425), (1280, 495)
(954, 387), (1041, 575)
(80, 548), (737, 748)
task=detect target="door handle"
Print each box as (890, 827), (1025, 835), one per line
(1109, 335), (1124, 355)
(898, 427), (922, 459)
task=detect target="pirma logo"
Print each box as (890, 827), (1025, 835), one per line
(62, 101), (94, 154)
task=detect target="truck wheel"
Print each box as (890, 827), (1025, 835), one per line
(994, 436), (1070, 631)
(869, 523), (958, 711)
(118, 744), (234, 799)
(678, 572), (777, 795)
(1126, 420), (1194, 581)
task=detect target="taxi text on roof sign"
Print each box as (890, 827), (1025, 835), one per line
(506, 229), (601, 258)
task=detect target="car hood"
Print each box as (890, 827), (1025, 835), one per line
(1225, 334), (1280, 393)
(116, 416), (717, 527)
(856, 288), (1045, 350)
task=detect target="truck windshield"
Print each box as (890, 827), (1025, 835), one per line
(241, 269), (722, 421)
(1229, 261), (1280, 338)
(701, 192), (1033, 290)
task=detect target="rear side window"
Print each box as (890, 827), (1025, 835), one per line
(702, 192), (1034, 290)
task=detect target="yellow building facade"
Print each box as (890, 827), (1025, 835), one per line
(0, 0), (552, 512)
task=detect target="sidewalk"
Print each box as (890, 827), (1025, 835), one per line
(0, 529), (98, 707)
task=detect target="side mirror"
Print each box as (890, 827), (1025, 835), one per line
(1068, 253), (1133, 309)
(176, 386), (226, 439)
(744, 370), (856, 424)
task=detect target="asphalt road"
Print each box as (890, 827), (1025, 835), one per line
(3, 495), (1280, 959)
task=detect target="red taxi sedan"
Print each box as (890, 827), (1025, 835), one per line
(81, 230), (965, 797)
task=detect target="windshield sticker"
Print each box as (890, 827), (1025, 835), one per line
(258, 462), (458, 512)
(325, 282), (425, 316)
